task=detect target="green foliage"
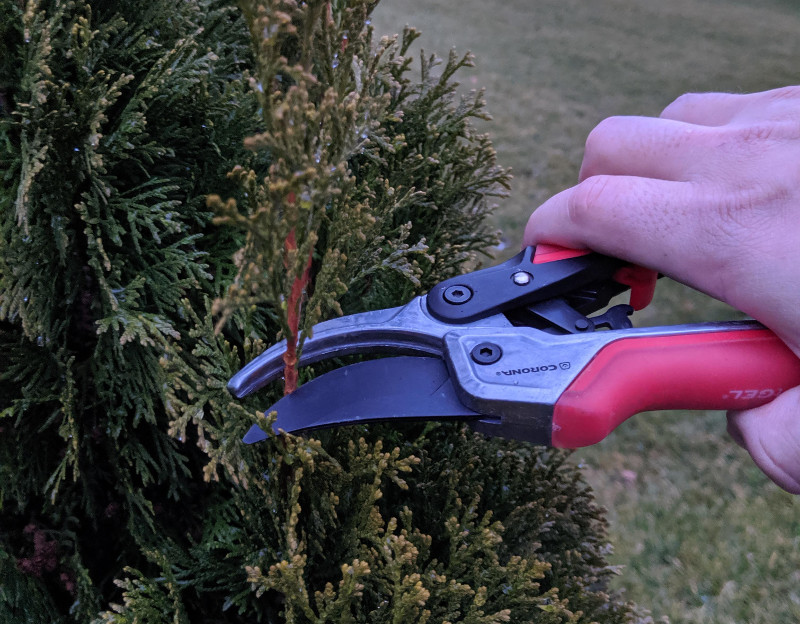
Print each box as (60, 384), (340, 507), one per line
(1, 0), (648, 622)
(1, 0), (256, 618)
(210, 0), (508, 360)
(96, 550), (190, 624)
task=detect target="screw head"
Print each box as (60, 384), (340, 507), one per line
(471, 342), (502, 365)
(574, 318), (591, 331)
(443, 285), (473, 305)
(511, 271), (532, 286)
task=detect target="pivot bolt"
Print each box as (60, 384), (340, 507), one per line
(511, 271), (532, 286)
(574, 318), (591, 331)
(471, 342), (502, 365)
(443, 285), (473, 305)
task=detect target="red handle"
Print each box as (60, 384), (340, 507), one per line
(533, 244), (658, 310)
(551, 328), (800, 448)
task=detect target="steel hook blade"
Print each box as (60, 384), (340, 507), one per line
(243, 356), (482, 442)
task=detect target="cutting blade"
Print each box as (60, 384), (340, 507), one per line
(242, 356), (483, 443)
(227, 296), (514, 399)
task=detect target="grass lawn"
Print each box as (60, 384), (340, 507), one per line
(372, 1), (800, 622)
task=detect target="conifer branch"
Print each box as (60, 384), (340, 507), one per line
(1, 1), (644, 621)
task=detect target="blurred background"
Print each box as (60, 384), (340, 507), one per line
(372, 1), (800, 622)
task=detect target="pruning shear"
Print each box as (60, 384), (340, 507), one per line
(228, 245), (800, 448)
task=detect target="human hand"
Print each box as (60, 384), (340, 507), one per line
(524, 87), (800, 493)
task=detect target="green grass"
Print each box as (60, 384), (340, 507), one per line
(372, 1), (800, 622)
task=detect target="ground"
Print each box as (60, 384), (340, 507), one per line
(371, 1), (800, 621)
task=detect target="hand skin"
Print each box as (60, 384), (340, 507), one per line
(524, 87), (800, 494)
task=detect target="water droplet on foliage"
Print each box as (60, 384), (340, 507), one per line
(332, 54), (339, 69)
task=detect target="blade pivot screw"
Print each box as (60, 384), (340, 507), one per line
(443, 285), (473, 304)
(471, 342), (502, 365)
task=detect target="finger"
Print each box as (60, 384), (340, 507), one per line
(525, 175), (726, 286)
(660, 91), (750, 126)
(726, 387), (800, 494)
(578, 115), (714, 182)
(661, 87), (800, 127)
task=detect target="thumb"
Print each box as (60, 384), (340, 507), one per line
(727, 386), (800, 494)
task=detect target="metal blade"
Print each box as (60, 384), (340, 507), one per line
(242, 356), (483, 443)
(227, 296), (514, 399)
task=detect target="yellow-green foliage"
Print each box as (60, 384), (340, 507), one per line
(1, 1), (649, 622)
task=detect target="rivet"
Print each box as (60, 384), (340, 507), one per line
(511, 271), (532, 286)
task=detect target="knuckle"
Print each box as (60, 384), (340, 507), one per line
(712, 121), (784, 155)
(737, 122), (778, 143)
(661, 92), (701, 116)
(661, 91), (744, 123)
(763, 85), (800, 103)
(581, 117), (630, 178)
(717, 184), (790, 219)
(697, 185), (786, 290)
(660, 92), (723, 119)
(567, 176), (614, 225)
(584, 116), (625, 154)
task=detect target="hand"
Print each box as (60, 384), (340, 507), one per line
(524, 87), (800, 494)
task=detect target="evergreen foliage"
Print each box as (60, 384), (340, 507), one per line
(1, 0), (650, 622)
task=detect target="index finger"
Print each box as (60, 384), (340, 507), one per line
(524, 175), (730, 299)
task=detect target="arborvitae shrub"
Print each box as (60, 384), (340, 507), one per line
(0, 0), (651, 622)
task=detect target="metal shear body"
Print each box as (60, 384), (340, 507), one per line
(229, 246), (800, 448)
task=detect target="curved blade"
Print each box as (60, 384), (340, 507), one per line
(243, 356), (482, 443)
(228, 296), (514, 399)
